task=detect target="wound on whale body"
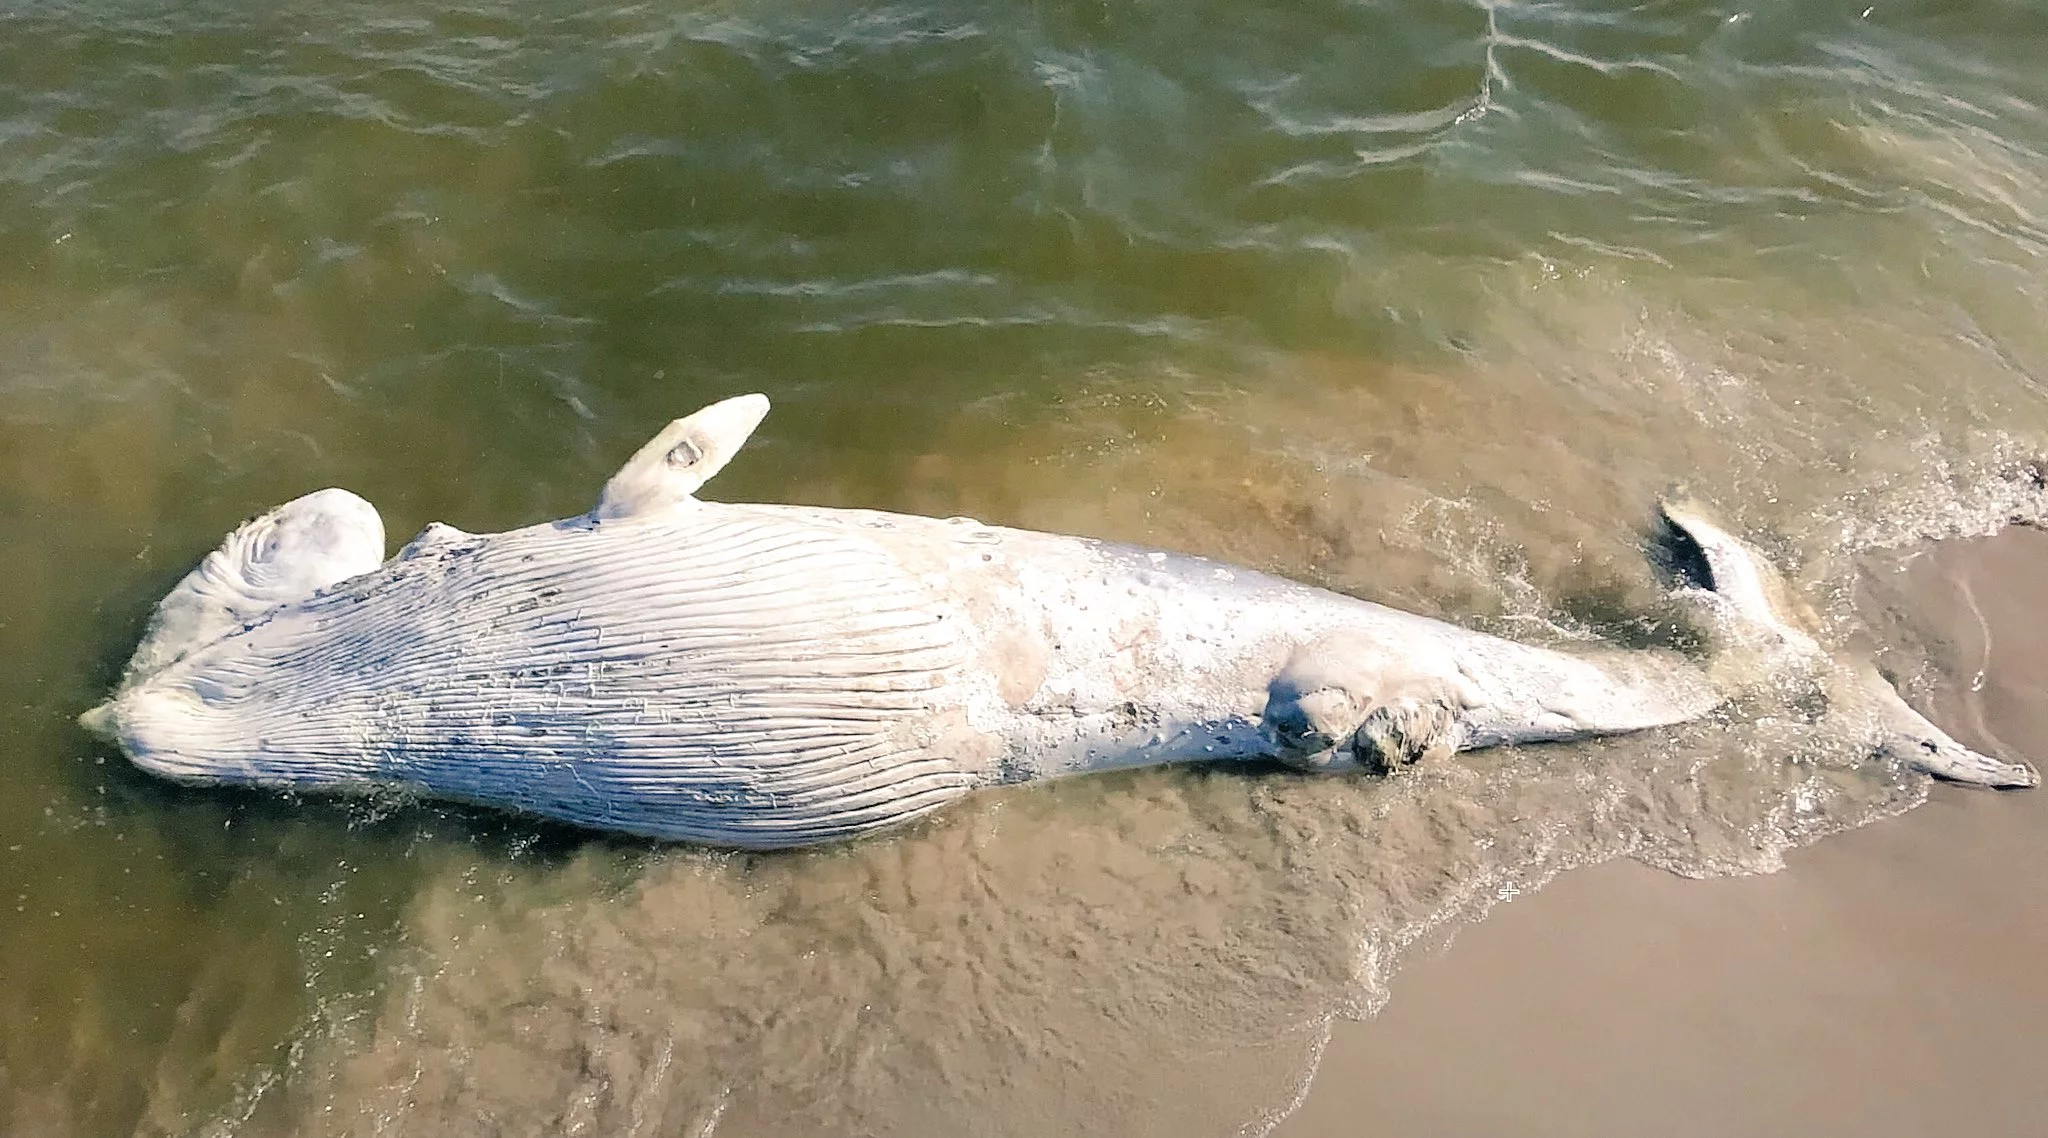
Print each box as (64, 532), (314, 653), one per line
(80, 395), (2039, 848)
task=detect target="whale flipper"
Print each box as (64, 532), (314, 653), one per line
(594, 393), (771, 522)
(127, 488), (387, 682)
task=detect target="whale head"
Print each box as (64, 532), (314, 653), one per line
(82, 488), (386, 745)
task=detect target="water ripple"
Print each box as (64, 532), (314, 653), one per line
(5, 2), (2048, 1135)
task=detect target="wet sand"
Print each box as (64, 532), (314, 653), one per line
(1275, 525), (2048, 1138)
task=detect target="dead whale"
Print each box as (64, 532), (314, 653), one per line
(80, 395), (2037, 847)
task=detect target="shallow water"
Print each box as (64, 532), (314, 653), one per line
(3, 1), (2047, 1134)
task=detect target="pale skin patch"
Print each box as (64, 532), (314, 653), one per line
(989, 626), (1051, 707)
(907, 704), (1007, 783)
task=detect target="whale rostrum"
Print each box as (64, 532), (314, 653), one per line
(81, 395), (2039, 847)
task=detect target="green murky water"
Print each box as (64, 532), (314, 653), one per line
(4, 1), (2046, 1133)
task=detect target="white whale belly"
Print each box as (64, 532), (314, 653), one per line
(120, 506), (1004, 847)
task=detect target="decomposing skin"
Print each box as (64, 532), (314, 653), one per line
(79, 395), (2038, 848)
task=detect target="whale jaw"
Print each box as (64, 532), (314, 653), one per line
(78, 700), (118, 743)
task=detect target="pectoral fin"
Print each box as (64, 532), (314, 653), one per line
(593, 393), (771, 521)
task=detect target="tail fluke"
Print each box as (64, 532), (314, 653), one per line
(1658, 496), (2039, 790)
(1656, 495), (1819, 658)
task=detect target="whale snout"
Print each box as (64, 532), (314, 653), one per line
(78, 699), (120, 743)
(75, 683), (285, 787)
(75, 688), (204, 783)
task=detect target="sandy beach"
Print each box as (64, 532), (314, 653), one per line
(1276, 526), (2048, 1137)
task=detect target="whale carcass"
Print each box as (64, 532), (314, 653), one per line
(80, 395), (2038, 847)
